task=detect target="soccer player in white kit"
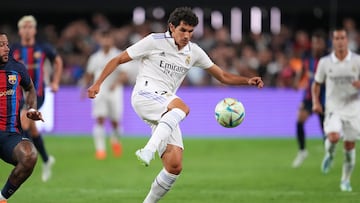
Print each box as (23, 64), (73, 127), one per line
(88, 7), (264, 202)
(82, 30), (126, 159)
(312, 27), (360, 192)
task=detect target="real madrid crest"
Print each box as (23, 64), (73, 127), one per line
(185, 55), (190, 65)
(8, 75), (17, 85)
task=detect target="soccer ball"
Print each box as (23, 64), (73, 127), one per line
(215, 98), (245, 128)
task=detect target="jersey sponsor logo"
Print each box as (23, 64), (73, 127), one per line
(0, 89), (15, 97)
(8, 75), (17, 85)
(328, 75), (355, 85)
(159, 60), (187, 77)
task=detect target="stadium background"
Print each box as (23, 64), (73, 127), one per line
(1, 2), (360, 203)
(1, 1), (359, 138)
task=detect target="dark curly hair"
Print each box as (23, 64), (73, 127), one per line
(167, 7), (199, 29)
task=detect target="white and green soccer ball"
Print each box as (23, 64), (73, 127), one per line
(215, 98), (245, 128)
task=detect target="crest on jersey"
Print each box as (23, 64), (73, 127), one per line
(8, 75), (17, 85)
(185, 55), (191, 65)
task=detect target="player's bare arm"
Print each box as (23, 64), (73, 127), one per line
(352, 80), (360, 89)
(50, 55), (63, 92)
(311, 81), (323, 114)
(206, 64), (264, 88)
(24, 81), (44, 122)
(88, 51), (132, 98)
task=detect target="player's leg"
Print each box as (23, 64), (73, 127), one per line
(142, 98), (188, 152)
(0, 133), (37, 201)
(340, 121), (359, 192)
(143, 126), (183, 203)
(292, 102), (310, 168)
(340, 141), (355, 192)
(321, 113), (342, 174)
(318, 111), (326, 141)
(133, 92), (188, 166)
(28, 120), (55, 182)
(94, 117), (107, 159)
(92, 97), (107, 159)
(109, 93), (122, 157)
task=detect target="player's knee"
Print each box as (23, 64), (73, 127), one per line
(344, 141), (355, 150)
(166, 163), (182, 175)
(327, 132), (340, 143)
(18, 144), (37, 170)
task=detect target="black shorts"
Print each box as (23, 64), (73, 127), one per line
(301, 99), (313, 114)
(0, 132), (32, 165)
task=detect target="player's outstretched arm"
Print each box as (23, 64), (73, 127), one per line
(88, 51), (132, 99)
(311, 81), (323, 114)
(23, 81), (44, 122)
(206, 64), (264, 88)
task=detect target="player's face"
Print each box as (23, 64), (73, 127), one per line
(18, 21), (37, 40)
(332, 30), (348, 53)
(0, 34), (10, 64)
(170, 21), (195, 50)
(311, 37), (326, 57)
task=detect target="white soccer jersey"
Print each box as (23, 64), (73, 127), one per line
(86, 47), (123, 92)
(314, 51), (360, 117)
(127, 31), (214, 94)
(86, 47), (124, 119)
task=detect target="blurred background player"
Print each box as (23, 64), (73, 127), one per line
(312, 27), (360, 192)
(88, 7), (263, 203)
(292, 31), (328, 168)
(81, 30), (127, 160)
(11, 15), (63, 182)
(0, 32), (43, 202)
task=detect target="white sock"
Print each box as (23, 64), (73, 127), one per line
(110, 128), (120, 143)
(0, 192), (6, 200)
(144, 108), (186, 153)
(93, 124), (106, 151)
(341, 148), (356, 182)
(325, 138), (336, 157)
(143, 168), (179, 203)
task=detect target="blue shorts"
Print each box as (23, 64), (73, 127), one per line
(0, 132), (32, 165)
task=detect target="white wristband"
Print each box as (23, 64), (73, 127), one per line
(28, 108), (36, 112)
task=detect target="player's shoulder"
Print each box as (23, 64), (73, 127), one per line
(319, 53), (332, 62)
(5, 58), (26, 71)
(351, 51), (360, 59)
(148, 32), (169, 41)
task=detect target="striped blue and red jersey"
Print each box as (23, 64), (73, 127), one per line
(302, 53), (326, 105)
(11, 42), (57, 96)
(0, 58), (32, 133)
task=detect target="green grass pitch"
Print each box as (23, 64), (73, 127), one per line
(0, 136), (359, 203)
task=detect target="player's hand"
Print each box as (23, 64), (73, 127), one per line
(312, 101), (323, 114)
(50, 82), (60, 92)
(87, 84), (100, 99)
(352, 80), (360, 89)
(26, 109), (44, 122)
(248, 77), (264, 88)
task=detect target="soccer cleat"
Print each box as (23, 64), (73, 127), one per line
(340, 181), (352, 192)
(321, 154), (333, 174)
(95, 150), (106, 160)
(111, 141), (123, 157)
(292, 150), (308, 168)
(42, 155), (55, 182)
(0, 199), (7, 203)
(135, 149), (154, 167)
